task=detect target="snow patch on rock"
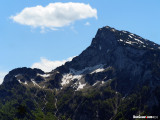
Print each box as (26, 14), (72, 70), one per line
(128, 35), (133, 38)
(134, 38), (144, 44)
(37, 73), (50, 78)
(76, 82), (86, 91)
(91, 68), (105, 74)
(61, 64), (105, 88)
(101, 81), (105, 84)
(18, 79), (22, 84)
(31, 79), (41, 88)
(61, 74), (82, 86)
(70, 64), (105, 75)
(93, 81), (100, 86)
(24, 81), (28, 85)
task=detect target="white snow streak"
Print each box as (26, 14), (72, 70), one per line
(91, 68), (105, 74)
(61, 74), (82, 86)
(76, 82), (86, 90)
(31, 79), (41, 88)
(18, 79), (22, 84)
(24, 81), (28, 85)
(134, 38), (144, 44)
(37, 73), (50, 77)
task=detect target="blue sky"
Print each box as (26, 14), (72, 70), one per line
(0, 0), (160, 83)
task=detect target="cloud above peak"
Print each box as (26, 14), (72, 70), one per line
(10, 2), (97, 30)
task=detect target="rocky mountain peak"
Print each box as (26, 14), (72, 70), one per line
(54, 26), (160, 77)
(92, 26), (160, 51)
(91, 26), (118, 50)
(1, 26), (160, 120)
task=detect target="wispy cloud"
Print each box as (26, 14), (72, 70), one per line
(10, 2), (97, 30)
(31, 56), (75, 72)
(0, 72), (8, 84)
(85, 22), (90, 26)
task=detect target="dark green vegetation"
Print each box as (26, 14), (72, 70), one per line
(0, 80), (160, 120)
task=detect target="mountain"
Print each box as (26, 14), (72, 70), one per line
(1, 26), (160, 120)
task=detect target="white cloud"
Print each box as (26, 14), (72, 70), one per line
(10, 2), (97, 30)
(0, 72), (8, 84)
(85, 22), (90, 26)
(31, 57), (75, 72)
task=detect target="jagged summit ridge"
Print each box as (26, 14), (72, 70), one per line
(93, 26), (160, 50)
